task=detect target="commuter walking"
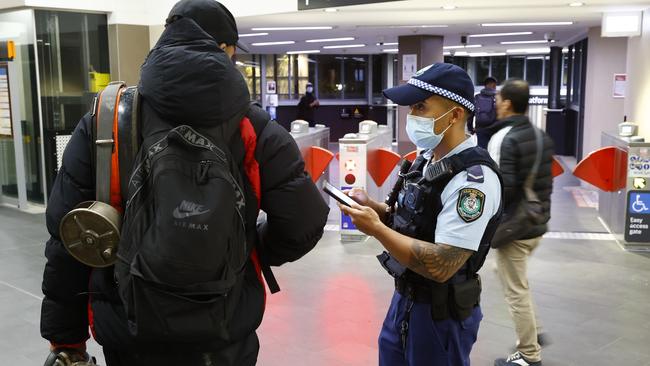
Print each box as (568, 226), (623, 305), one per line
(340, 63), (504, 366)
(40, 1), (328, 365)
(471, 77), (498, 148)
(297, 81), (319, 125)
(488, 79), (554, 366)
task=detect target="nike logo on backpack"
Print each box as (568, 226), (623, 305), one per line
(172, 200), (211, 219)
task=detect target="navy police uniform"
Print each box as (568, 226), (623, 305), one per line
(380, 63), (504, 366)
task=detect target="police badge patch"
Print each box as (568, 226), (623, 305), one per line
(457, 188), (485, 223)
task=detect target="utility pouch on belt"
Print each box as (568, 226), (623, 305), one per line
(449, 275), (481, 321)
(429, 282), (450, 321)
(377, 251), (406, 278)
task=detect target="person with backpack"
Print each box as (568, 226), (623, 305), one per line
(487, 79), (554, 366)
(471, 76), (498, 148)
(39, 1), (329, 365)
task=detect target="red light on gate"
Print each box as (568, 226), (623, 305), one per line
(345, 174), (356, 185)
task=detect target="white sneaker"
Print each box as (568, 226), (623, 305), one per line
(494, 351), (542, 366)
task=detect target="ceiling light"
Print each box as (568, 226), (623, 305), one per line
(287, 50), (321, 54)
(506, 47), (551, 54)
(500, 40), (556, 44)
(251, 41), (296, 46)
(442, 5), (457, 10)
(323, 44), (366, 49)
(468, 52), (506, 57)
(306, 37), (355, 43)
(389, 25), (448, 28)
(383, 49), (399, 53)
(481, 22), (573, 26)
(443, 44), (482, 49)
(569, 2), (584, 6)
(469, 32), (533, 38)
(324, 8), (338, 12)
(376, 42), (398, 46)
(443, 51), (451, 56)
(454, 51), (469, 56)
(239, 33), (269, 37)
(251, 26), (333, 31)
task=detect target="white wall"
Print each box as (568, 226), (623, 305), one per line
(582, 27), (628, 158)
(8, 0), (296, 25)
(624, 9), (650, 139)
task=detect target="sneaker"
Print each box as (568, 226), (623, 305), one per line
(494, 351), (542, 366)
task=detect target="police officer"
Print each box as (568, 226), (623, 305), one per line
(340, 63), (503, 366)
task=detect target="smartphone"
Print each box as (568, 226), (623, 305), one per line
(323, 181), (357, 207)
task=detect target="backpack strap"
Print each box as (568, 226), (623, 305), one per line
(95, 81), (125, 204)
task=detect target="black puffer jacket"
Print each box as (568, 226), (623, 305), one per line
(41, 17), (328, 354)
(487, 114), (554, 239)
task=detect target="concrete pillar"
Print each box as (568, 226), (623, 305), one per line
(108, 24), (150, 85)
(395, 35), (444, 156)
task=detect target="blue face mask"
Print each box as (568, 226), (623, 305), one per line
(405, 108), (455, 149)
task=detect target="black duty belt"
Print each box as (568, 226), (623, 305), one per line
(394, 274), (473, 303)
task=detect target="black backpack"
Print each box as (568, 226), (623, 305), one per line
(474, 92), (496, 128)
(94, 82), (251, 343)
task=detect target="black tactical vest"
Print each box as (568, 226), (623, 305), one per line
(391, 146), (503, 284)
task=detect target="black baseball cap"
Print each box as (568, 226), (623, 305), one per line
(383, 63), (475, 112)
(167, 0), (249, 53)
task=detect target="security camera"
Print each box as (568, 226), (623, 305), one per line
(544, 32), (556, 43)
(460, 35), (468, 45)
(378, 42), (384, 46)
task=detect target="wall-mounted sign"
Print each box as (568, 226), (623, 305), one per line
(298, 0), (402, 10)
(628, 147), (650, 178)
(266, 80), (277, 94)
(0, 41), (15, 62)
(402, 54), (417, 81)
(0, 65), (12, 137)
(613, 73), (626, 98)
(625, 191), (650, 243)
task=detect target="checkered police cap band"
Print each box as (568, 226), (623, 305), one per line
(407, 79), (475, 113)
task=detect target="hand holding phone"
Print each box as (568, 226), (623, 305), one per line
(323, 181), (357, 207)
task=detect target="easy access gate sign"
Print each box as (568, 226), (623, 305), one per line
(625, 191), (650, 243)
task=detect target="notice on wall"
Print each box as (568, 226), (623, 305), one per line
(613, 73), (626, 98)
(266, 80), (277, 94)
(0, 66), (12, 136)
(625, 191), (650, 243)
(402, 54), (417, 81)
(628, 147), (650, 179)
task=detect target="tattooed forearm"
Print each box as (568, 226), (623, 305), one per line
(407, 240), (473, 282)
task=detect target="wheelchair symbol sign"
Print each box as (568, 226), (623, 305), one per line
(629, 193), (650, 214)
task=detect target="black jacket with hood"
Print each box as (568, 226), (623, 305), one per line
(40, 17), (329, 353)
(487, 114), (554, 239)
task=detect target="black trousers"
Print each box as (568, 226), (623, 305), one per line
(102, 333), (259, 366)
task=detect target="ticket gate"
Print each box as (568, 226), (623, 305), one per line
(338, 120), (400, 242)
(290, 120), (333, 203)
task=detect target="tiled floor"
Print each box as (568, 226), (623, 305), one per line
(1, 166), (650, 365)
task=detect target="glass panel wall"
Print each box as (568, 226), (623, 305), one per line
(0, 9), (43, 204)
(343, 55), (367, 99)
(34, 10), (110, 194)
(318, 55), (342, 99)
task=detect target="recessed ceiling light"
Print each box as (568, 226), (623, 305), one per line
(306, 37), (355, 43)
(376, 42), (398, 46)
(389, 25), (448, 28)
(454, 51), (469, 56)
(251, 41), (296, 46)
(482, 22), (573, 26)
(469, 52), (506, 57)
(569, 2), (584, 6)
(500, 40), (556, 44)
(443, 51), (451, 56)
(287, 50), (321, 54)
(324, 8), (338, 12)
(322, 44), (366, 49)
(442, 5), (457, 10)
(443, 44), (482, 49)
(239, 33), (269, 37)
(469, 32), (533, 38)
(251, 26), (333, 31)
(506, 47), (551, 54)
(382, 49), (399, 53)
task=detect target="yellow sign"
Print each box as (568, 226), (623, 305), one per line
(0, 41), (15, 61)
(89, 72), (111, 92)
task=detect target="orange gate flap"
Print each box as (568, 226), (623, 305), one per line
(367, 148), (401, 187)
(551, 157), (565, 178)
(305, 146), (334, 183)
(573, 146), (628, 192)
(403, 150), (418, 163)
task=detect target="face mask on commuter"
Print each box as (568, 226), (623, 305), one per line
(405, 108), (455, 149)
(306, 86), (314, 93)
